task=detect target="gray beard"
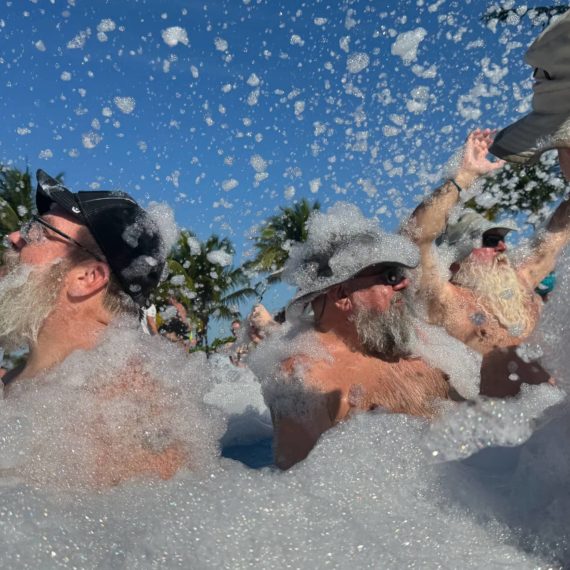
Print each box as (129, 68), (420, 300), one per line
(0, 253), (66, 350)
(351, 296), (416, 359)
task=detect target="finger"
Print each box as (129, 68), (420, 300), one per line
(488, 160), (506, 170)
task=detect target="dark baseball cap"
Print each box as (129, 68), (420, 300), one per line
(35, 169), (166, 306)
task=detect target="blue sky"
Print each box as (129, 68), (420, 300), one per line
(0, 0), (564, 332)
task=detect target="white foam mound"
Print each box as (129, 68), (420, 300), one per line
(0, 411), (553, 568)
(426, 383), (564, 461)
(0, 319), (223, 488)
(205, 354), (272, 446)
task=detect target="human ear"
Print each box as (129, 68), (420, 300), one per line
(330, 285), (352, 313)
(66, 261), (111, 299)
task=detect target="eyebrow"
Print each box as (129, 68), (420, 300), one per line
(33, 215), (104, 262)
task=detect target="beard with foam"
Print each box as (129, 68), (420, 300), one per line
(451, 253), (532, 337)
(350, 291), (417, 359)
(0, 252), (68, 350)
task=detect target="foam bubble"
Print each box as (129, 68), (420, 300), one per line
(161, 27), (189, 47)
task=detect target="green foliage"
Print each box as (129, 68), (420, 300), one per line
(0, 166), (35, 236)
(154, 230), (255, 353)
(465, 152), (567, 226)
(210, 336), (235, 352)
(0, 166), (64, 259)
(482, 5), (568, 28)
(246, 198), (320, 282)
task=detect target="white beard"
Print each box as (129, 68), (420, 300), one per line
(0, 253), (67, 350)
(452, 254), (532, 336)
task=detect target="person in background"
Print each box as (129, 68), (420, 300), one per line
(141, 303), (158, 335)
(230, 319), (241, 339)
(159, 297), (193, 349)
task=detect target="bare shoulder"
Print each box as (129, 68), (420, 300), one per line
(279, 341), (335, 390)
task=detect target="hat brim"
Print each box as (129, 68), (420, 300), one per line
(482, 221), (519, 236)
(490, 111), (570, 165)
(288, 257), (417, 309)
(35, 169), (85, 222)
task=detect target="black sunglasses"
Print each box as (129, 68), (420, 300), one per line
(20, 215), (104, 262)
(355, 264), (407, 287)
(481, 233), (505, 248)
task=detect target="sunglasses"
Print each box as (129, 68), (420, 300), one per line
(355, 264), (407, 287)
(481, 233), (505, 248)
(19, 215), (104, 262)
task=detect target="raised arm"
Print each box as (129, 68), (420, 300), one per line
(518, 197), (570, 288)
(402, 129), (504, 296)
(405, 129), (504, 244)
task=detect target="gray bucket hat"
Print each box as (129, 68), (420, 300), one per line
(490, 10), (570, 164)
(283, 203), (419, 309)
(439, 210), (518, 261)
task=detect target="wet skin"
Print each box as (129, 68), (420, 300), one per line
(438, 241), (551, 397)
(272, 274), (450, 470)
(4, 209), (189, 487)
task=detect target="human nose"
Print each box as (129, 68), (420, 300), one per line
(495, 240), (507, 252)
(7, 230), (25, 251)
(393, 277), (410, 291)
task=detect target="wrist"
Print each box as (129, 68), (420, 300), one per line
(453, 170), (478, 189)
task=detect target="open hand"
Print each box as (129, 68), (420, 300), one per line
(459, 128), (505, 179)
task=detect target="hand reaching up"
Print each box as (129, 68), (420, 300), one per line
(455, 128), (505, 187)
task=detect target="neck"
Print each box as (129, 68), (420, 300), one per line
(315, 312), (363, 353)
(20, 304), (110, 380)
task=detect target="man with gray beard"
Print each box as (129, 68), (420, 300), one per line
(405, 127), (570, 397)
(0, 170), (204, 487)
(260, 204), (456, 470)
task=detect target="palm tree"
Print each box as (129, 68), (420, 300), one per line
(154, 230), (255, 353)
(246, 198), (320, 283)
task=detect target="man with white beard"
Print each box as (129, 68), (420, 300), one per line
(0, 170), (218, 487)
(407, 12), (570, 397)
(405, 125), (570, 397)
(258, 205), (458, 470)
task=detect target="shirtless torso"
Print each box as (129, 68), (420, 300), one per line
(404, 130), (570, 398)
(270, 330), (450, 469)
(1, 357), (189, 488)
(431, 280), (550, 397)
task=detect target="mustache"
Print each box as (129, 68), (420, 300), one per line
(352, 294), (416, 359)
